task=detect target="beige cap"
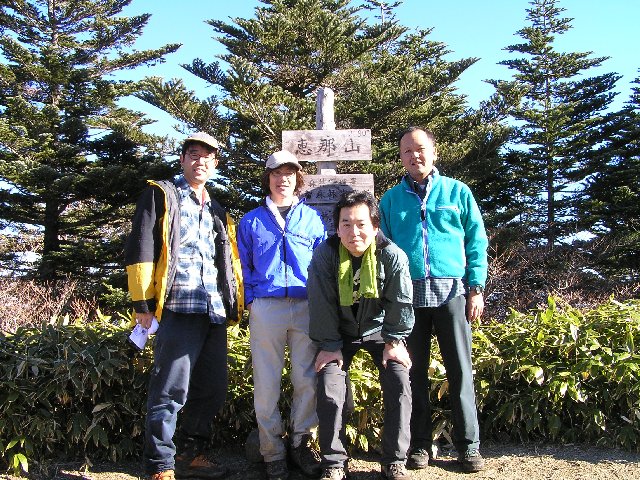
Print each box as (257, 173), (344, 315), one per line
(184, 132), (220, 150)
(266, 150), (301, 170)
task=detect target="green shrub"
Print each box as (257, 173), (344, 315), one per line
(474, 297), (640, 450)
(1, 297), (639, 476)
(0, 312), (149, 475)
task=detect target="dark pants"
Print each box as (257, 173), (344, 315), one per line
(144, 310), (228, 474)
(407, 294), (479, 454)
(316, 332), (411, 468)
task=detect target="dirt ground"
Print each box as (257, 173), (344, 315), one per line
(3, 441), (639, 480)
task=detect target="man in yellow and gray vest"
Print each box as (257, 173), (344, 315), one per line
(125, 132), (239, 480)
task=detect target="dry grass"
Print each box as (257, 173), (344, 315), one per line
(0, 277), (98, 332)
(484, 240), (639, 321)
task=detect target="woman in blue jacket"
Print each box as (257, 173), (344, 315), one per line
(238, 151), (327, 480)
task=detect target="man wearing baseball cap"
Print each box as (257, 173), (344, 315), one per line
(238, 150), (327, 480)
(125, 132), (239, 480)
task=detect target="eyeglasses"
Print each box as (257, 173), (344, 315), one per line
(185, 148), (217, 163)
(270, 170), (297, 178)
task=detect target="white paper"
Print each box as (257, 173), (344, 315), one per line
(129, 317), (159, 350)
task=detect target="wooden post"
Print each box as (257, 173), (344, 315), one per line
(281, 87), (374, 233)
(316, 87), (337, 175)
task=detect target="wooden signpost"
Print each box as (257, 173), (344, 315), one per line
(282, 87), (374, 233)
(282, 129), (372, 162)
(300, 174), (374, 231)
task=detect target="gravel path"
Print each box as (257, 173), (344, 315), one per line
(4, 442), (639, 480)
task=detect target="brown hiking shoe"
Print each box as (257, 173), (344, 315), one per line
(175, 453), (228, 479)
(149, 471), (175, 480)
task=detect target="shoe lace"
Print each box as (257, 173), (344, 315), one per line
(151, 472), (175, 480)
(411, 447), (429, 456)
(388, 463), (407, 475)
(300, 444), (321, 463)
(321, 467), (344, 479)
(464, 448), (480, 458)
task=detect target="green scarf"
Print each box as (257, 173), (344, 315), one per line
(338, 241), (378, 306)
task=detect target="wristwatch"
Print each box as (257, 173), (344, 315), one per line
(469, 285), (484, 295)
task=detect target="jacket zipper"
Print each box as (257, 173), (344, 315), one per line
(264, 202), (302, 298)
(406, 180), (430, 277)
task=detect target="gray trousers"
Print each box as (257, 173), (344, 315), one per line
(316, 331), (411, 467)
(249, 297), (318, 462)
(408, 294), (480, 454)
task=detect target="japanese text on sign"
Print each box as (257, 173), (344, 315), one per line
(282, 129), (372, 162)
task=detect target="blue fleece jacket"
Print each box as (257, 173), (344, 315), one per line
(238, 199), (327, 306)
(379, 171), (488, 287)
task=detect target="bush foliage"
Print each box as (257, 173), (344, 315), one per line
(474, 297), (640, 449)
(1, 298), (639, 475)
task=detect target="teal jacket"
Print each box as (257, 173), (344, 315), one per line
(379, 170), (488, 288)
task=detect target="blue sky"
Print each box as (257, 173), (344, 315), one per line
(121, 0), (639, 139)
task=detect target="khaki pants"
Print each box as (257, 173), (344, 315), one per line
(250, 297), (318, 462)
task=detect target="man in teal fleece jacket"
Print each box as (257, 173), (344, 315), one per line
(379, 126), (488, 473)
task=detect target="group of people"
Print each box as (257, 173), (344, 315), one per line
(124, 127), (489, 480)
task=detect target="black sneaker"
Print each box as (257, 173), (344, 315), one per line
(320, 467), (345, 480)
(457, 449), (485, 472)
(406, 446), (430, 469)
(265, 459), (289, 480)
(380, 463), (410, 480)
(289, 435), (322, 478)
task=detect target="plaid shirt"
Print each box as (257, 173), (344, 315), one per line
(408, 173), (465, 308)
(164, 175), (227, 323)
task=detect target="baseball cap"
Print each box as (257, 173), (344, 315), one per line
(266, 150), (301, 170)
(184, 132), (220, 151)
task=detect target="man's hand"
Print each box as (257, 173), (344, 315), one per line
(383, 342), (412, 369)
(136, 312), (154, 329)
(466, 291), (484, 323)
(314, 349), (343, 373)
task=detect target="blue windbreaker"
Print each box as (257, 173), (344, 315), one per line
(238, 199), (327, 306)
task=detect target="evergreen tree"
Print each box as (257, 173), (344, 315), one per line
(0, 0), (180, 280)
(138, 0), (513, 217)
(579, 74), (640, 278)
(488, 0), (620, 247)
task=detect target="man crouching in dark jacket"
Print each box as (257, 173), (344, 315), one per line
(307, 190), (415, 480)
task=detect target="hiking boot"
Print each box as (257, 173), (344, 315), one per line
(289, 435), (322, 478)
(320, 467), (346, 480)
(265, 459), (289, 480)
(457, 449), (485, 472)
(149, 471), (175, 480)
(406, 446), (430, 469)
(175, 452), (228, 479)
(381, 463), (410, 480)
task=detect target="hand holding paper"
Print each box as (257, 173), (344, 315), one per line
(129, 317), (159, 350)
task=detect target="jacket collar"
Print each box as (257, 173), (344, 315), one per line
(402, 166), (439, 192)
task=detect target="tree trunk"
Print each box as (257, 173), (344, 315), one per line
(38, 199), (61, 280)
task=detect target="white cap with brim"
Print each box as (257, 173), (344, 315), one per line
(266, 150), (301, 170)
(185, 132), (221, 150)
